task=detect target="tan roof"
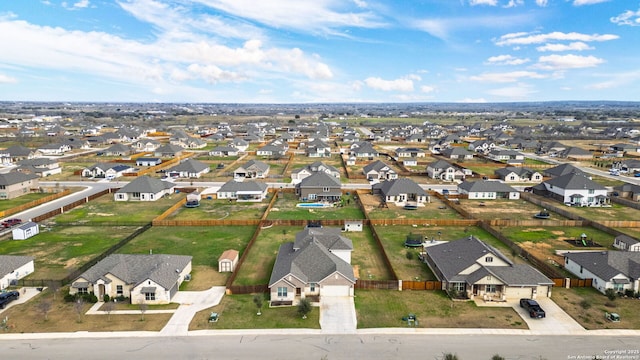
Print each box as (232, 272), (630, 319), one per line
(219, 249), (239, 261)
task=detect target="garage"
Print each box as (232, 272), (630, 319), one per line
(321, 285), (351, 297)
(505, 286), (534, 300)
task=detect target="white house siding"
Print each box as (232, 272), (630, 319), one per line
(131, 279), (171, 305)
(564, 258), (613, 294)
(0, 261), (34, 289)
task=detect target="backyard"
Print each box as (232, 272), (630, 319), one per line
(167, 199), (268, 221)
(456, 198), (568, 221)
(266, 192), (365, 220)
(355, 290), (527, 329)
(562, 202), (640, 222)
(363, 193), (463, 220)
(0, 225), (141, 280)
(0, 192), (62, 212)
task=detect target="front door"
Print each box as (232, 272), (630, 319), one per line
(98, 284), (105, 300)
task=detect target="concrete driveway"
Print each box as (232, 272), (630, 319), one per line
(513, 297), (584, 334)
(160, 286), (226, 336)
(319, 296), (357, 334)
(0, 287), (43, 314)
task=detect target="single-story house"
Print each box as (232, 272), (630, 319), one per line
(613, 235), (640, 252)
(104, 143), (134, 157)
(0, 255), (34, 290)
(395, 147), (426, 158)
(423, 236), (553, 300)
(69, 254), (192, 304)
(16, 158), (62, 177)
(440, 147), (474, 160)
(209, 146), (239, 157)
(136, 157), (162, 167)
(457, 180), (520, 200)
(82, 163), (132, 178)
(269, 227), (355, 305)
(154, 144), (184, 158)
(363, 160), (398, 182)
(487, 149), (525, 164)
(216, 180), (269, 202)
(372, 178), (429, 206)
(494, 167), (543, 183)
(564, 251), (640, 295)
(234, 160), (270, 180)
(114, 176), (175, 201)
(165, 159), (210, 178)
(218, 250), (239, 273)
(12, 221), (39, 240)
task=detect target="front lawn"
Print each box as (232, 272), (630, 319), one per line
(190, 294), (320, 330)
(355, 290), (527, 329)
(552, 287), (640, 330)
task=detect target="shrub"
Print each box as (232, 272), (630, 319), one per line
(605, 289), (617, 301)
(405, 251), (414, 260)
(624, 289), (634, 298)
(579, 300), (591, 309)
(103, 294), (110, 302)
(115, 295), (128, 302)
(442, 353), (459, 360)
(492, 355), (505, 360)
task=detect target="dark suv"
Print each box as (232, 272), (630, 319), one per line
(0, 290), (20, 309)
(520, 298), (546, 318)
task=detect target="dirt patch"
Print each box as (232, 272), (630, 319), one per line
(521, 228), (545, 232)
(353, 265), (360, 278)
(520, 241), (564, 266)
(551, 230), (565, 235)
(88, 212), (114, 217)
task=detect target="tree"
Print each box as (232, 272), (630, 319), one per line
(297, 298), (312, 319)
(253, 294), (264, 316)
(441, 353), (459, 360)
(491, 355), (505, 360)
(38, 300), (52, 321)
(74, 298), (85, 323)
(103, 301), (116, 321)
(139, 300), (148, 321)
(46, 280), (61, 300)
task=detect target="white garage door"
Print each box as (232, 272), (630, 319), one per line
(506, 287), (533, 300)
(321, 285), (350, 297)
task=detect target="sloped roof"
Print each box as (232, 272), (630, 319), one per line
(167, 159), (209, 173)
(543, 163), (583, 177)
(565, 251), (640, 280)
(373, 178), (427, 197)
(427, 159), (454, 170)
(297, 172), (341, 188)
(494, 166), (537, 178)
(458, 180), (518, 193)
(543, 172), (606, 191)
(363, 160), (393, 174)
(239, 159), (269, 172)
(116, 175), (175, 194)
(218, 180), (268, 193)
(5, 145), (34, 157)
(72, 254), (192, 290)
(0, 172), (38, 186)
(293, 227), (353, 251)
(0, 255), (34, 277)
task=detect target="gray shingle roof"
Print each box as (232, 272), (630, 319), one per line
(363, 160), (394, 174)
(494, 166), (536, 178)
(543, 172), (606, 190)
(0, 255), (34, 277)
(0, 172), (38, 186)
(293, 227), (353, 251)
(240, 159), (269, 172)
(116, 175), (175, 194)
(565, 251), (640, 280)
(298, 172), (341, 188)
(373, 178), (427, 197)
(543, 163), (583, 177)
(218, 180), (268, 193)
(167, 159), (209, 173)
(428, 159), (454, 170)
(73, 254), (192, 290)
(457, 180), (518, 193)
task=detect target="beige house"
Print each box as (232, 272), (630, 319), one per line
(70, 254), (192, 304)
(0, 172), (39, 200)
(218, 249), (239, 272)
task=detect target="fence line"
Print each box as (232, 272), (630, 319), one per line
(0, 189), (71, 218)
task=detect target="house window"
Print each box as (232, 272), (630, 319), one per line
(485, 256), (493, 263)
(277, 287), (288, 297)
(116, 285), (123, 296)
(145, 292), (156, 301)
(310, 283), (316, 292)
(308, 194), (317, 200)
(486, 284), (496, 293)
(117, 194), (124, 199)
(323, 187), (330, 192)
(452, 283), (465, 292)
(613, 283), (624, 292)
(77, 287), (88, 294)
(588, 189), (594, 194)
(580, 266), (583, 274)
(133, 192), (141, 198)
(150, 194), (154, 200)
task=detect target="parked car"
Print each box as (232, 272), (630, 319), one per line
(1, 218), (22, 228)
(520, 298), (546, 318)
(0, 290), (20, 309)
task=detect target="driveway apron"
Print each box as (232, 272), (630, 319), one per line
(160, 286), (226, 336)
(319, 296), (357, 334)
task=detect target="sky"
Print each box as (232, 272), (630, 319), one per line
(0, 0), (639, 103)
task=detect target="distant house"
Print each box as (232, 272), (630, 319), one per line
(257, 144), (287, 158)
(136, 157), (162, 167)
(216, 180), (268, 202)
(350, 141), (378, 158)
(487, 149), (525, 164)
(304, 139), (332, 158)
(395, 147), (426, 158)
(457, 180), (520, 200)
(17, 158), (62, 177)
(564, 251), (640, 295)
(104, 143), (134, 157)
(114, 176), (175, 201)
(423, 236), (553, 300)
(209, 146), (239, 157)
(494, 167), (543, 183)
(537, 172), (608, 206)
(154, 144), (184, 158)
(230, 138), (249, 152)
(372, 178), (429, 206)
(296, 172), (342, 202)
(12, 221), (39, 240)
(560, 146), (592, 160)
(468, 140), (495, 153)
(166, 159), (210, 178)
(440, 147), (474, 160)
(269, 227), (355, 305)
(82, 163), (132, 178)
(0, 172), (39, 200)
(613, 235), (640, 252)
(612, 183), (640, 202)
(234, 160), (270, 180)
(363, 160), (398, 182)
(291, 161), (340, 185)
(0, 255), (35, 290)
(218, 250), (239, 273)
(4, 145), (38, 162)
(37, 143), (71, 155)
(426, 159), (467, 181)
(69, 254), (192, 304)
(133, 139), (161, 152)
(543, 163), (584, 178)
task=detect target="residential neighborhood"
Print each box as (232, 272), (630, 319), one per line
(1, 102), (640, 347)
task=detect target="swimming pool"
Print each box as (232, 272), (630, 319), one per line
(296, 203), (332, 208)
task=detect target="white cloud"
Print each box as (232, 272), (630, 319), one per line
(411, 14), (535, 41)
(535, 54), (604, 70)
(353, 0), (367, 8)
(485, 54), (530, 65)
(536, 0), (548, 6)
(364, 76), (414, 91)
(192, 0), (386, 36)
(495, 31), (618, 46)
(469, 0), (498, 6)
(420, 85), (435, 93)
(0, 73), (17, 84)
(504, 0), (524, 8)
(73, 0), (90, 8)
(611, 8), (640, 26)
(573, 0), (610, 5)
(470, 71), (546, 83)
(536, 42), (593, 52)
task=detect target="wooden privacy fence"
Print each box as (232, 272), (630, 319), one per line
(368, 218), (479, 226)
(31, 188), (114, 223)
(227, 284), (269, 295)
(402, 280), (442, 290)
(355, 279), (398, 290)
(0, 189), (71, 218)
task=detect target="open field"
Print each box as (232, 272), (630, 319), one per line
(167, 199), (268, 221)
(266, 192), (364, 220)
(363, 193), (463, 220)
(0, 225), (141, 280)
(1, 288), (172, 333)
(189, 294), (320, 330)
(552, 287), (640, 330)
(457, 198), (568, 221)
(355, 290), (527, 329)
(52, 193), (186, 224)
